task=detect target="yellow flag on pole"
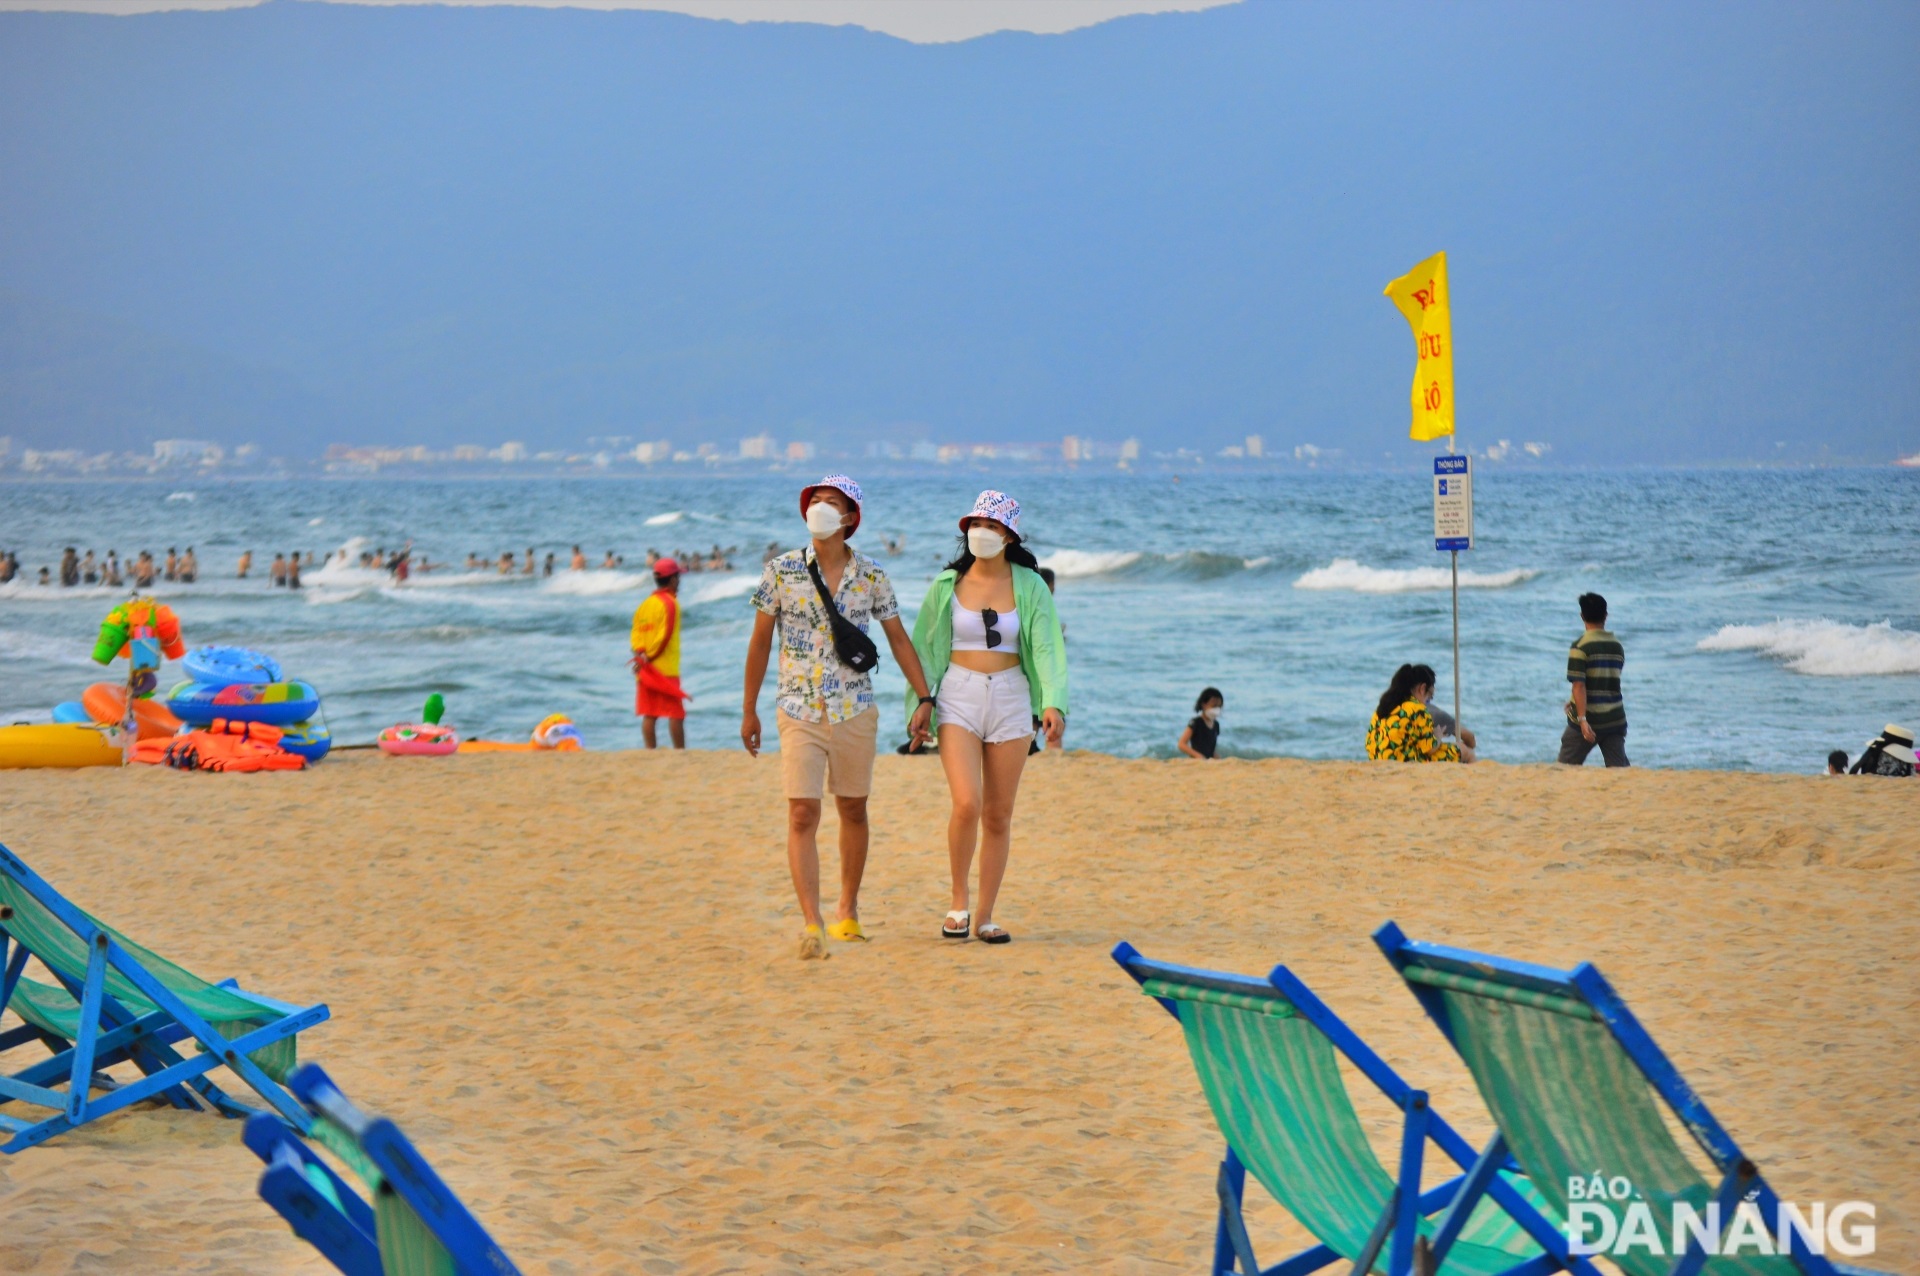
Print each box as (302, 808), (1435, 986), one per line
(1383, 251), (1454, 442)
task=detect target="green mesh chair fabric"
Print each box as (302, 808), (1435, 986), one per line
(1423, 973), (1798, 1276)
(1143, 978), (1549, 1276)
(0, 877), (299, 1082)
(310, 1108), (459, 1276)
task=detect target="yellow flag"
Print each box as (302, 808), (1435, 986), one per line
(1383, 251), (1454, 442)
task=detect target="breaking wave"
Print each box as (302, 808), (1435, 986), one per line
(1292, 558), (1540, 594)
(1697, 619), (1920, 677)
(1037, 549), (1276, 580)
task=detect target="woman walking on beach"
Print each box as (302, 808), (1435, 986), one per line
(911, 491), (1067, 944)
(1366, 663), (1471, 763)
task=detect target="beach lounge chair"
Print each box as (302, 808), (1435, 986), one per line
(1112, 941), (1601, 1276)
(244, 1063), (522, 1276)
(1373, 923), (1891, 1276)
(0, 841), (327, 1153)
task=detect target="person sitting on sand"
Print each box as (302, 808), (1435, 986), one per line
(1428, 703), (1477, 753)
(1827, 749), (1848, 775)
(631, 557), (687, 750)
(743, 475), (935, 958)
(1367, 663), (1471, 763)
(1849, 725), (1915, 778)
(1179, 687), (1224, 759)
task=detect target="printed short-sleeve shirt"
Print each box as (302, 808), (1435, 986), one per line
(751, 546), (899, 723)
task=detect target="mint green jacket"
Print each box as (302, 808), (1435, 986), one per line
(908, 564), (1069, 729)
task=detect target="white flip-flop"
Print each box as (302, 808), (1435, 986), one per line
(941, 910), (971, 939)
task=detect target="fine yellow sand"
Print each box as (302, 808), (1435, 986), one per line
(0, 752), (1913, 1275)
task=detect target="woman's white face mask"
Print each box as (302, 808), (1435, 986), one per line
(966, 526), (1007, 558)
(806, 501), (847, 538)
(1203, 706), (1222, 724)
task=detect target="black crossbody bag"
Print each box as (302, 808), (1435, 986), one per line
(805, 553), (880, 674)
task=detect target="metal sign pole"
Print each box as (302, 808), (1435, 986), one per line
(1450, 549), (1460, 733)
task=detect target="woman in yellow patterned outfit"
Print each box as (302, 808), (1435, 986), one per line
(1366, 663), (1470, 763)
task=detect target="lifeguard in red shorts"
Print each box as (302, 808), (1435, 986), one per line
(631, 557), (690, 748)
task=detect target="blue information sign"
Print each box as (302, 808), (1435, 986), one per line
(1433, 455), (1472, 551)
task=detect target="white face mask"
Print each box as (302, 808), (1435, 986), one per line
(1203, 706), (1221, 724)
(806, 501), (847, 538)
(966, 526), (1007, 558)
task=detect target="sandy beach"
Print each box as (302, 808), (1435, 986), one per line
(0, 751), (1912, 1274)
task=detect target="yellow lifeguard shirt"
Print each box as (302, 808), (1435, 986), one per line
(630, 591), (681, 677)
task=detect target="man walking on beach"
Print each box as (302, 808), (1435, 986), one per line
(1559, 592), (1628, 767)
(742, 475), (935, 958)
(631, 557), (688, 749)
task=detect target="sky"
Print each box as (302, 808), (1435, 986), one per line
(0, 0), (1915, 465)
(0, 0), (1238, 42)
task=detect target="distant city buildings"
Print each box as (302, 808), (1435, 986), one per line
(0, 425), (1349, 478)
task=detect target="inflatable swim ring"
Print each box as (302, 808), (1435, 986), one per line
(167, 679), (322, 727)
(533, 713), (584, 749)
(82, 682), (184, 741)
(182, 645), (283, 687)
(0, 724), (122, 769)
(378, 724), (458, 756)
(51, 701), (92, 725)
(279, 720), (333, 763)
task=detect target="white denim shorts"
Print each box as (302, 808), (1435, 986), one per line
(936, 664), (1034, 745)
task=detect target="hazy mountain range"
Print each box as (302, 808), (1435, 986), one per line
(0, 0), (1914, 464)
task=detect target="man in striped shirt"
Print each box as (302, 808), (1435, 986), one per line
(1559, 592), (1629, 767)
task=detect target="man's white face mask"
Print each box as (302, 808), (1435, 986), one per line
(806, 501), (847, 538)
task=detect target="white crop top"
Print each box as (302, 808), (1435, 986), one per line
(951, 603), (1019, 652)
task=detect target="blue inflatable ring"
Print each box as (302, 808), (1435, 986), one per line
(182, 645), (284, 687)
(166, 680), (321, 727)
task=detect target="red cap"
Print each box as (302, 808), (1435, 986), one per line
(652, 557), (681, 578)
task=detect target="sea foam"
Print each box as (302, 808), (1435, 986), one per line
(1037, 549), (1142, 577)
(1697, 619), (1920, 677)
(1293, 558), (1539, 594)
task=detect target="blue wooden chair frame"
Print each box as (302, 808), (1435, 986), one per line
(245, 1062), (522, 1276)
(1374, 922), (1891, 1276)
(1113, 941), (1601, 1276)
(0, 841), (326, 1153)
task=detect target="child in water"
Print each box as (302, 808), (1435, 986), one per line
(1178, 687), (1224, 759)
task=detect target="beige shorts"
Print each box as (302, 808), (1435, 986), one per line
(777, 706), (879, 800)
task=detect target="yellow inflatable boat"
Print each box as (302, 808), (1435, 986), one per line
(0, 724), (123, 769)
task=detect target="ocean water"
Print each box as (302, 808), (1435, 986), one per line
(1, 470), (1915, 773)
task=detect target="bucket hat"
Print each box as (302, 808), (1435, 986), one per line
(799, 474), (863, 536)
(959, 489), (1021, 539)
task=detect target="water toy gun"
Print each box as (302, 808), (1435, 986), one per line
(423, 693), (446, 725)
